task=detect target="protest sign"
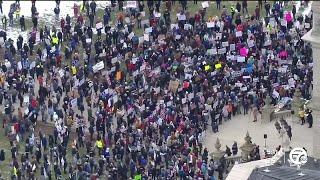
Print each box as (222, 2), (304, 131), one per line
(111, 57), (118, 64)
(202, 1), (209, 8)
(237, 56), (246, 62)
(206, 22), (215, 28)
(184, 24), (192, 30)
(71, 98), (77, 107)
(93, 61), (105, 73)
(126, 1), (137, 8)
(145, 27), (153, 33)
(222, 41), (229, 47)
(236, 31), (242, 37)
(96, 22), (103, 29)
(177, 14), (186, 21)
(128, 32), (135, 40)
(230, 44), (236, 51)
(168, 80), (179, 92)
(171, 24), (179, 30)
(216, 33), (222, 40)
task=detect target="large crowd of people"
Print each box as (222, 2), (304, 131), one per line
(0, 0), (314, 179)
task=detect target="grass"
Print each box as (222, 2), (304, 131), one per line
(0, 1), (296, 179)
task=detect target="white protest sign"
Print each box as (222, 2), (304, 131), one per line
(0, 37), (4, 46)
(264, 40), (271, 46)
(305, 23), (310, 28)
(236, 31), (242, 37)
(23, 95), (29, 103)
(79, 79), (85, 86)
(124, 17), (130, 24)
(96, 22), (103, 29)
(269, 18), (276, 27)
(171, 24), (179, 30)
(182, 98), (187, 104)
(17, 61), (22, 71)
(230, 44), (236, 51)
(281, 19), (287, 27)
(278, 67), (287, 73)
(272, 89), (280, 98)
(86, 38), (92, 44)
(128, 32), (135, 40)
(111, 57), (118, 64)
(206, 48), (217, 55)
(188, 93), (194, 101)
(202, 1), (209, 8)
(144, 33), (149, 41)
(237, 56), (246, 62)
(235, 82), (242, 87)
(222, 41), (229, 47)
(59, 69), (64, 77)
(71, 98), (77, 107)
(184, 24), (192, 30)
(105, 1), (111, 6)
(177, 14), (186, 21)
(185, 73), (192, 80)
(248, 40), (254, 48)
(240, 86), (247, 91)
(126, 1), (137, 8)
(175, 35), (181, 40)
(216, 33), (222, 40)
(218, 48), (226, 54)
(206, 22), (215, 28)
(139, 36), (144, 44)
(145, 27), (153, 33)
(93, 61), (105, 73)
(154, 87), (160, 94)
(154, 12), (161, 18)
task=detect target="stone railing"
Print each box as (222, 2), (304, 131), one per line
(271, 110), (292, 122)
(225, 155), (243, 168)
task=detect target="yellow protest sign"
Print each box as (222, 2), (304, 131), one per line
(204, 65), (211, 71)
(215, 63), (222, 69)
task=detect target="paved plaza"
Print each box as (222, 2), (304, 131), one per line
(204, 113), (314, 156)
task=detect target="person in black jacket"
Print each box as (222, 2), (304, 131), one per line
(0, 149), (5, 162)
(306, 109), (313, 128)
(19, 15), (25, 31)
(90, 0), (96, 15)
(232, 142), (238, 155)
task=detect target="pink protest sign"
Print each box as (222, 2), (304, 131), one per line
(285, 12), (292, 22)
(240, 47), (248, 57)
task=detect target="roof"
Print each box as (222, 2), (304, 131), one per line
(249, 166), (320, 180)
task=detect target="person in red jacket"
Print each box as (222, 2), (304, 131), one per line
(77, 14), (84, 25)
(60, 17), (65, 32)
(73, 3), (79, 18)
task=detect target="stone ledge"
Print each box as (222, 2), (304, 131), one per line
(302, 29), (320, 46)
